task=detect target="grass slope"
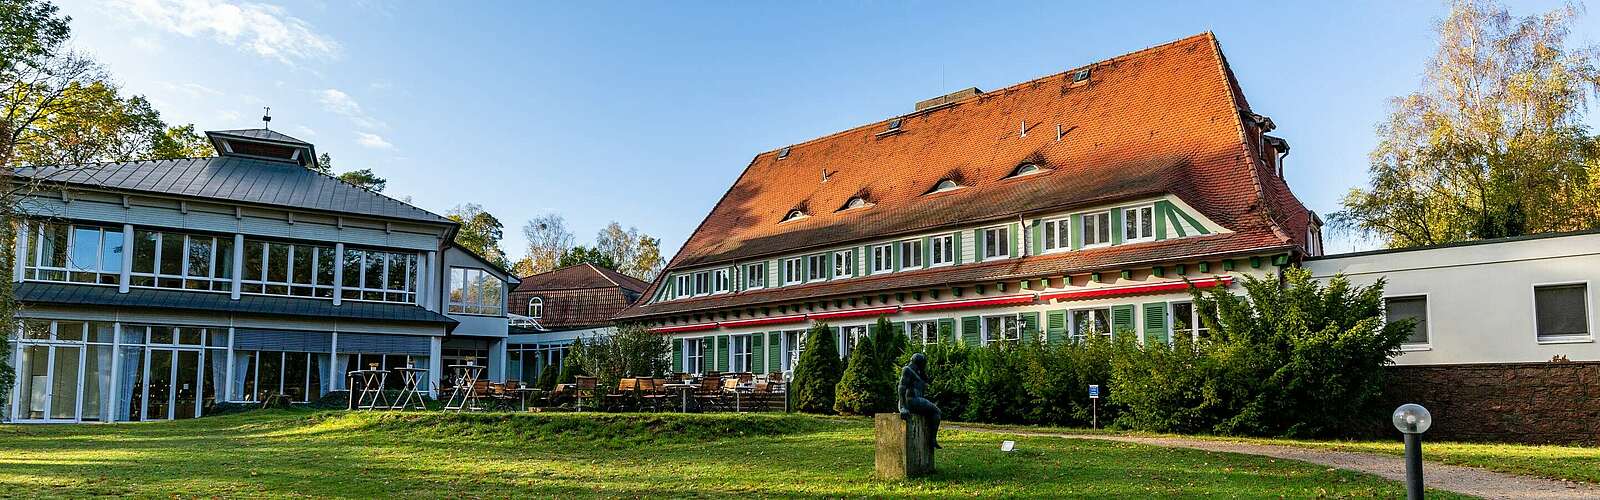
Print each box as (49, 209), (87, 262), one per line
(0, 410), (1467, 498)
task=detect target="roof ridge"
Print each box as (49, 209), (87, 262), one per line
(587, 262), (623, 287)
(756, 32), (1217, 157)
(1203, 33), (1294, 247)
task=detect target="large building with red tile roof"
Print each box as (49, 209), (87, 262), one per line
(616, 33), (1322, 376)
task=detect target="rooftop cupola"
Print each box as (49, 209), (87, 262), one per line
(205, 128), (316, 166)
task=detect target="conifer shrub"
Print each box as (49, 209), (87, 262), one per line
(792, 321), (844, 414)
(834, 335), (895, 415)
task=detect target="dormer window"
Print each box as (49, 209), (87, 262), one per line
(1008, 163), (1045, 178)
(777, 147), (791, 159)
(929, 179), (962, 194)
(781, 209), (808, 223)
(206, 129), (315, 166)
(840, 196), (870, 211)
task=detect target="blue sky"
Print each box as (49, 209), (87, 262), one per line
(59, 0), (1598, 259)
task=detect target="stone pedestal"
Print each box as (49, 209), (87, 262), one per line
(874, 413), (933, 479)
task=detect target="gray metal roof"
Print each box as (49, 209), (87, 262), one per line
(9, 155), (452, 224)
(209, 128), (311, 145)
(16, 282), (459, 329)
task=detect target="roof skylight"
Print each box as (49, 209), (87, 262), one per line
(929, 179), (962, 194)
(1008, 162), (1045, 178)
(840, 197), (869, 211)
(781, 209), (808, 223)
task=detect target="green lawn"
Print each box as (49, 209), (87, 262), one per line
(0, 410), (1469, 498)
(957, 421), (1600, 486)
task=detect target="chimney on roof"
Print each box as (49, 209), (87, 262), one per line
(915, 87), (982, 111)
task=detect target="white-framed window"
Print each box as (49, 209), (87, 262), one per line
(340, 247), (418, 303)
(527, 297), (544, 318)
(870, 244), (893, 274)
(675, 274), (692, 298)
(731, 335), (753, 372)
(833, 250), (854, 279)
(841, 325), (868, 359)
(1042, 217), (1070, 253)
(691, 271), (711, 296)
(1384, 295), (1429, 347)
(900, 239), (923, 269)
(713, 268), (730, 294)
(1170, 301), (1210, 340)
(448, 267), (504, 316)
(929, 234), (954, 266)
(24, 222), (126, 286)
(783, 258), (803, 285)
(684, 338), (707, 374)
(909, 320), (939, 345)
(1070, 307), (1111, 340)
(982, 226), (1010, 259)
(806, 254), (829, 282)
(782, 330), (805, 373)
(981, 315), (1020, 344)
(1534, 282), (1590, 342)
(1123, 205), (1155, 242)
(930, 179), (962, 194)
(744, 262), (766, 290)
(1081, 212), (1111, 247)
(781, 210), (807, 223)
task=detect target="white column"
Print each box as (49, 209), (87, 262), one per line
(107, 322), (121, 421)
(230, 234), (243, 300)
(118, 224), (133, 293)
(414, 252), (426, 307)
(329, 331), (341, 391)
(332, 243), (345, 306)
(490, 338), (507, 383)
(224, 326), (236, 402)
(12, 220), (28, 282)
(424, 250), (439, 312)
(427, 336), (442, 397)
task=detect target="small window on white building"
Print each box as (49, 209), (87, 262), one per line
(713, 268), (730, 294)
(684, 338), (707, 374)
(527, 297), (544, 318)
(1042, 218), (1070, 252)
(675, 274), (692, 299)
(1170, 301), (1210, 340)
(745, 262), (766, 290)
(871, 244), (893, 274)
(1082, 212), (1111, 247)
(807, 254), (829, 282)
(781, 210), (807, 223)
(1535, 283), (1590, 341)
(982, 226), (1010, 259)
(1384, 296), (1429, 345)
(930, 234), (954, 266)
(833, 250), (853, 279)
(840, 325), (868, 359)
(693, 271), (711, 296)
(1070, 307), (1111, 340)
(982, 315), (1020, 344)
(783, 258), (803, 285)
(900, 239), (923, 269)
(1123, 205), (1154, 242)
(910, 320), (939, 345)
(731, 335), (752, 372)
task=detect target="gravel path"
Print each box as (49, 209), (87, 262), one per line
(947, 425), (1598, 499)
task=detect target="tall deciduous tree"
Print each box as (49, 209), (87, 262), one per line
(447, 203), (510, 271)
(596, 221), (666, 280)
(517, 213), (574, 277)
(1333, 0), (1600, 246)
(557, 245), (618, 270)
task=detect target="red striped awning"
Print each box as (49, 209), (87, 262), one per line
(1037, 276), (1233, 303)
(900, 294), (1038, 313)
(718, 314), (808, 329)
(652, 322), (719, 334)
(808, 306), (900, 321)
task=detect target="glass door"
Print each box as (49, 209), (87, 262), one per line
(14, 344), (88, 422)
(141, 348), (205, 420)
(49, 345), (81, 420)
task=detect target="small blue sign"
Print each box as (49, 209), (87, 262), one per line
(1088, 385), (1100, 399)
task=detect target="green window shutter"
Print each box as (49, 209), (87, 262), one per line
(751, 333), (765, 372)
(973, 229), (985, 263)
(1154, 200), (1173, 240)
(868, 322), (881, 337)
(702, 339), (713, 372)
(1143, 302), (1169, 344)
(1046, 310), (1067, 344)
(961, 316), (981, 345)
(1110, 208), (1124, 245)
(1011, 222), (1022, 257)
(768, 332), (781, 372)
(892, 242), (902, 272)
(717, 336), (730, 371)
(953, 232), (964, 265)
(1030, 219), (1043, 256)
(801, 256), (810, 282)
(922, 236), (932, 267)
(1021, 311), (1040, 341)
(1070, 214), (1083, 250)
(937, 318), (955, 343)
(673, 338), (684, 372)
(1111, 305), (1136, 337)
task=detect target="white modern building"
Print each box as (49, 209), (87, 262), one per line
(5, 128), (516, 423)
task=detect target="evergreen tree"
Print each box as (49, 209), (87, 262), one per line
(871, 316), (908, 371)
(834, 335), (894, 415)
(792, 321), (843, 414)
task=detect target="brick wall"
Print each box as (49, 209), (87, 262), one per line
(1382, 362), (1600, 445)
